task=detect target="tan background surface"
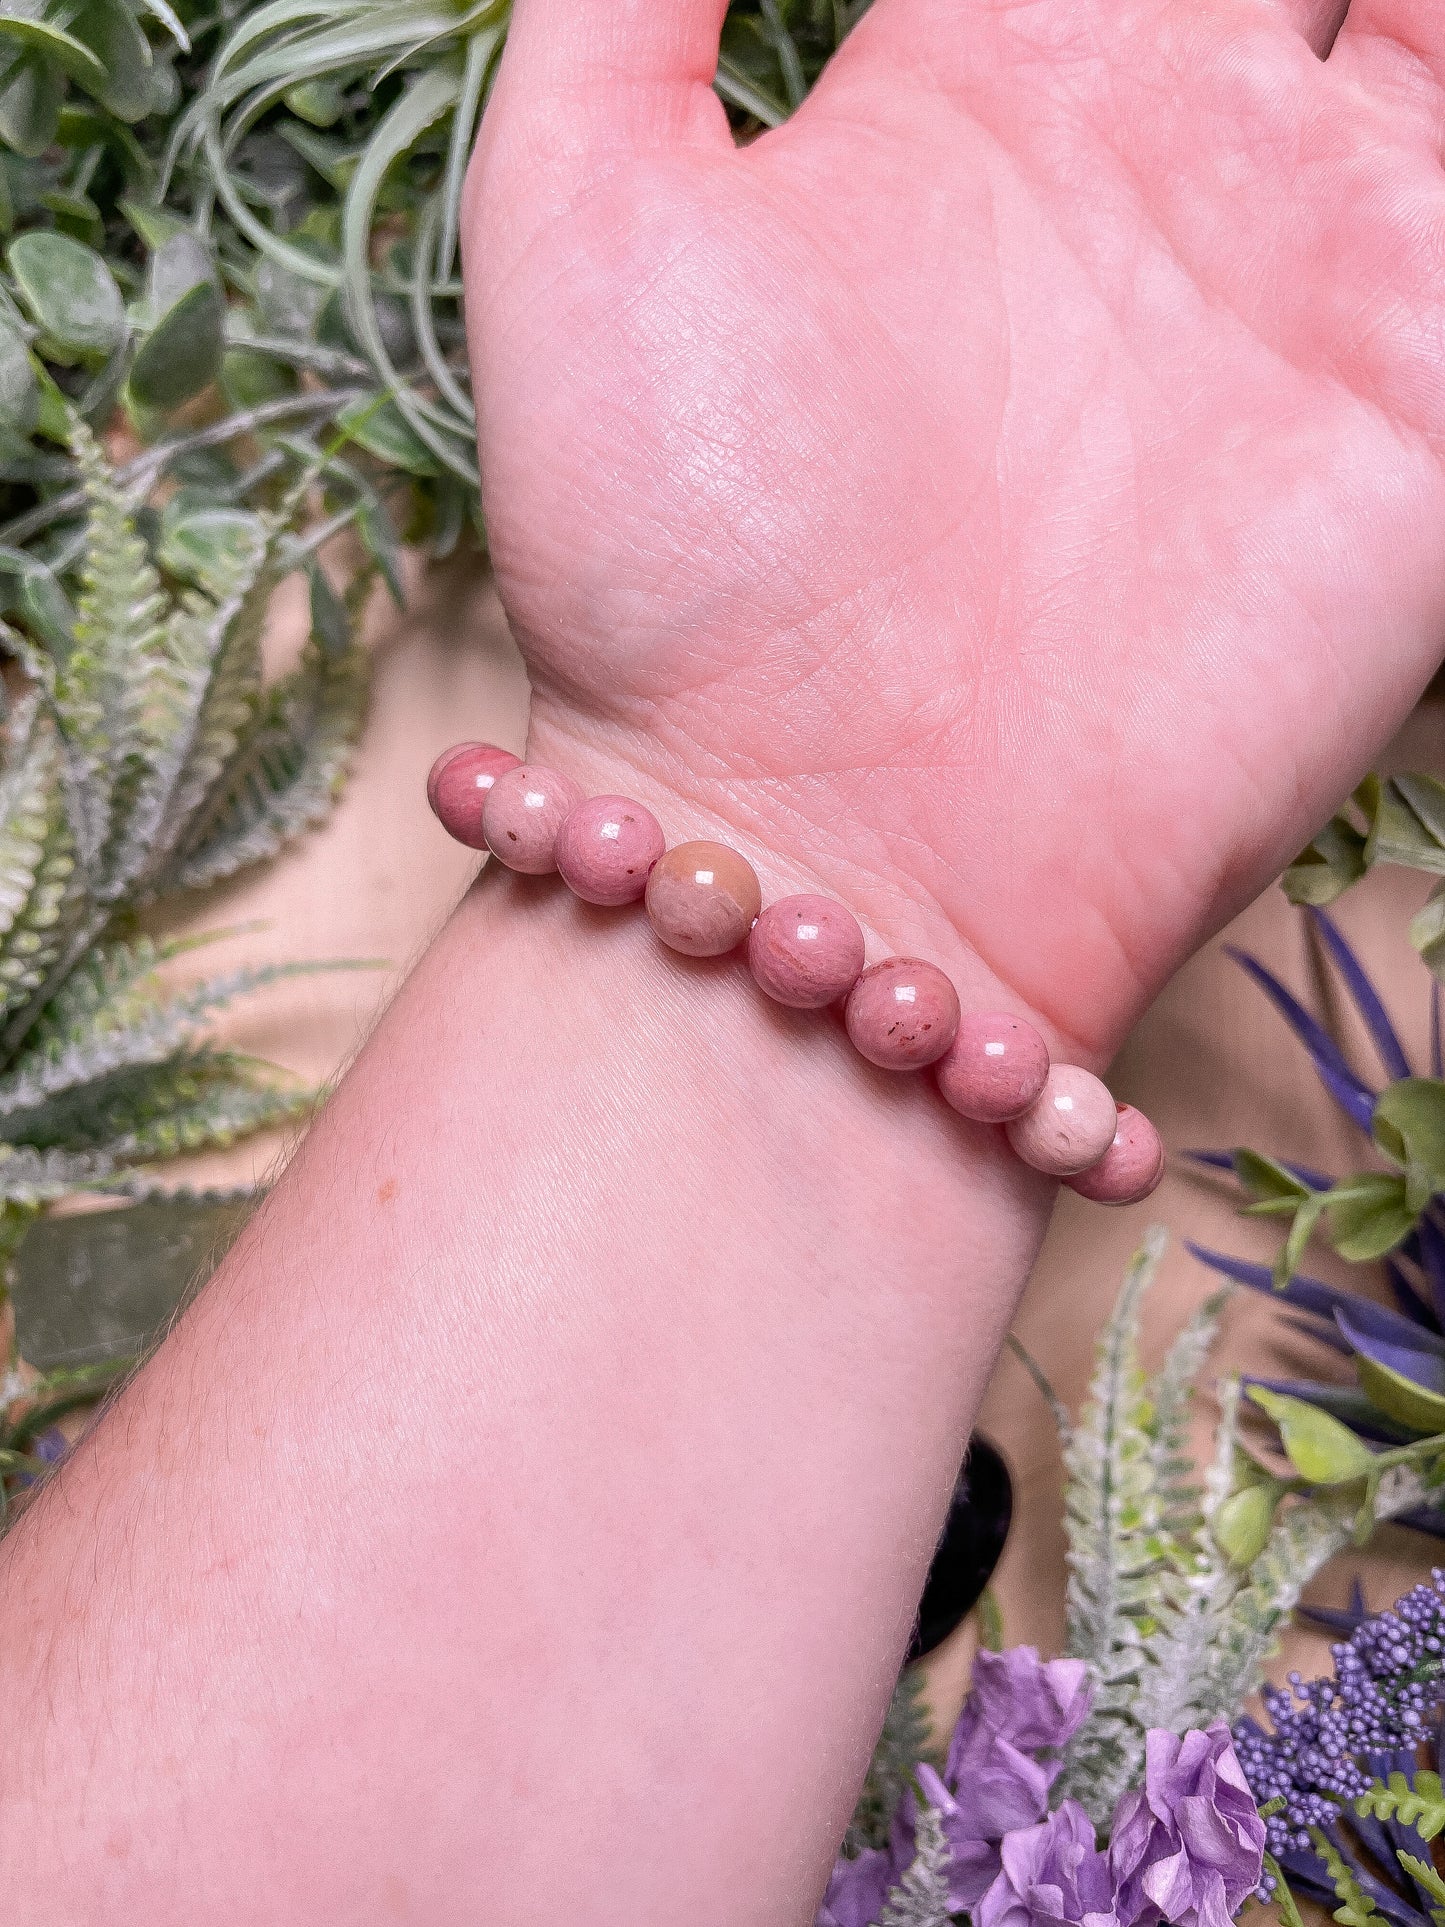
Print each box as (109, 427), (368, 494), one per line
(143, 560), (1445, 1723)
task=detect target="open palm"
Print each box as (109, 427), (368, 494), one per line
(465, 0), (1445, 1056)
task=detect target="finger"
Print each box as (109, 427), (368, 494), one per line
(1330, 0), (1445, 137)
(485, 0), (734, 162)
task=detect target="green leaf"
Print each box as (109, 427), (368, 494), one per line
(1396, 1853), (1445, 1922)
(15, 555), (76, 655)
(0, 53), (61, 159)
(67, 0), (154, 122)
(0, 15), (108, 92)
(1367, 780), (1445, 876)
(1413, 885), (1445, 982)
(1355, 1352), (1445, 1437)
(8, 231), (125, 358)
(1356, 1771), (1445, 1844)
(1261, 1857), (1306, 1927)
(219, 344), (295, 410)
(0, 317), (37, 433)
(12, 1193), (251, 1369)
(120, 198), (191, 251)
(1233, 1149), (1313, 1208)
(1282, 815), (1369, 907)
(129, 279), (225, 410)
(157, 506), (267, 596)
(1310, 1827), (1392, 1927)
(1326, 1174), (1416, 1262)
(1213, 1479), (1284, 1568)
(1373, 1079), (1445, 1186)
(1277, 1191), (1326, 1289)
(146, 230), (214, 315)
(1394, 774), (1445, 849)
(1246, 1386), (1377, 1484)
(335, 395), (441, 477)
(285, 76), (346, 127)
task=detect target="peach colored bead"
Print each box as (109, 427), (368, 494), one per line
(481, 763), (584, 874)
(748, 894), (865, 1009)
(844, 958), (960, 1070)
(555, 795), (665, 906)
(1005, 1065), (1118, 1177)
(426, 742), (520, 849)
(645, 840), (761, 957)
(1067, 1104), (1165, 1205)
(936, 1012), (1051, 1123)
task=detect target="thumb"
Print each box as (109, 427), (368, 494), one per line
(481, 0), (734, 171)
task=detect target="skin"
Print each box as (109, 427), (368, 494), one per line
(0, 0), (1443, 1916)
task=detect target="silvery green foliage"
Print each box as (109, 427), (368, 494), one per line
(847, 1665), (936, 1856)
(1055, 1231), (1445, 1828)
(0, 420), (368, 1208)
(876, 1797), (955, 1927)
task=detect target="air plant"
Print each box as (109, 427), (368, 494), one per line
(0, 418), (370, 1398)
(1190, 907), (1445, 1512)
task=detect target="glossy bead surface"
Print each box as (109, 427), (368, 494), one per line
(426, 742), (520, 849)
(1005, 1065), (1118, 1177)
(555, 795), (665, 906)
(748, 894), (865, 1008)
(481, 763), (584, 874)
(936, 1012), (1051, 1123)
(1066, 1104), (1165, 1204)
(844, 958), (960, 1070)
(645, 840), (762, 956)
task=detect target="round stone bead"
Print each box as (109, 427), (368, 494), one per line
(1066, 1104), (1165, 1205)
(645, 840), (762, 956)
(480, 763), (584, 875)
(555, 795), (665, 906)
(844, 958), (960, 1070)
(1005, 1065), (1118, 1178)
(936, 1012), (1051, 1123)
(426, 742), (521, 849)
(748, 894), (865, 1009)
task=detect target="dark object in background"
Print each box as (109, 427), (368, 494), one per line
(908, 1435), (1012, 1661)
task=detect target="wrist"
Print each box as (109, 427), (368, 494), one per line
(524, 702), (1120, 1071)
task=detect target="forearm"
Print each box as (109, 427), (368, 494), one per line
(0, 854), (1055, 1922)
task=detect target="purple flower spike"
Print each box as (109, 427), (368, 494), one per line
(1108, 1723), (1266, 1927)
(976, 1799), (1120, 1927)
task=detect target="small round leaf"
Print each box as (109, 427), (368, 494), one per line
(129, 280), (224, 410)
(7, 231), (125, 357)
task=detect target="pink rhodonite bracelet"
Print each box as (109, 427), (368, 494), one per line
(426, 743), (1164, 1206)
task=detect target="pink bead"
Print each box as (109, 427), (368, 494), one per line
(748, 894), (865, 1009)
(1066, 1104), (1165, 1204)
(936, 1012), (1051, 1123)
(1005, 1065), (1118, 1177)
(555, 795), (665, 906)
(481, 764), (584, 874)
(645, 840), (762, 956)
(426, 742), (520, 849)
(844, 958), (960, 1070)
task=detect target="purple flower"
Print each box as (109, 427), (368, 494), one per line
(1108, 1723), (1266, 1927)
(928, 1648), (1092, 1901)
(956, 1648), (1094, 1760)
(976, 1799), (1120, 1927)
(816, 1844), (897, 1927)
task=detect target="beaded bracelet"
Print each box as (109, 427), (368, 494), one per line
(426, 742), (1164, 1206)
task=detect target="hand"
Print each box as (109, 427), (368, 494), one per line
(465, 0), (1445, 1056)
